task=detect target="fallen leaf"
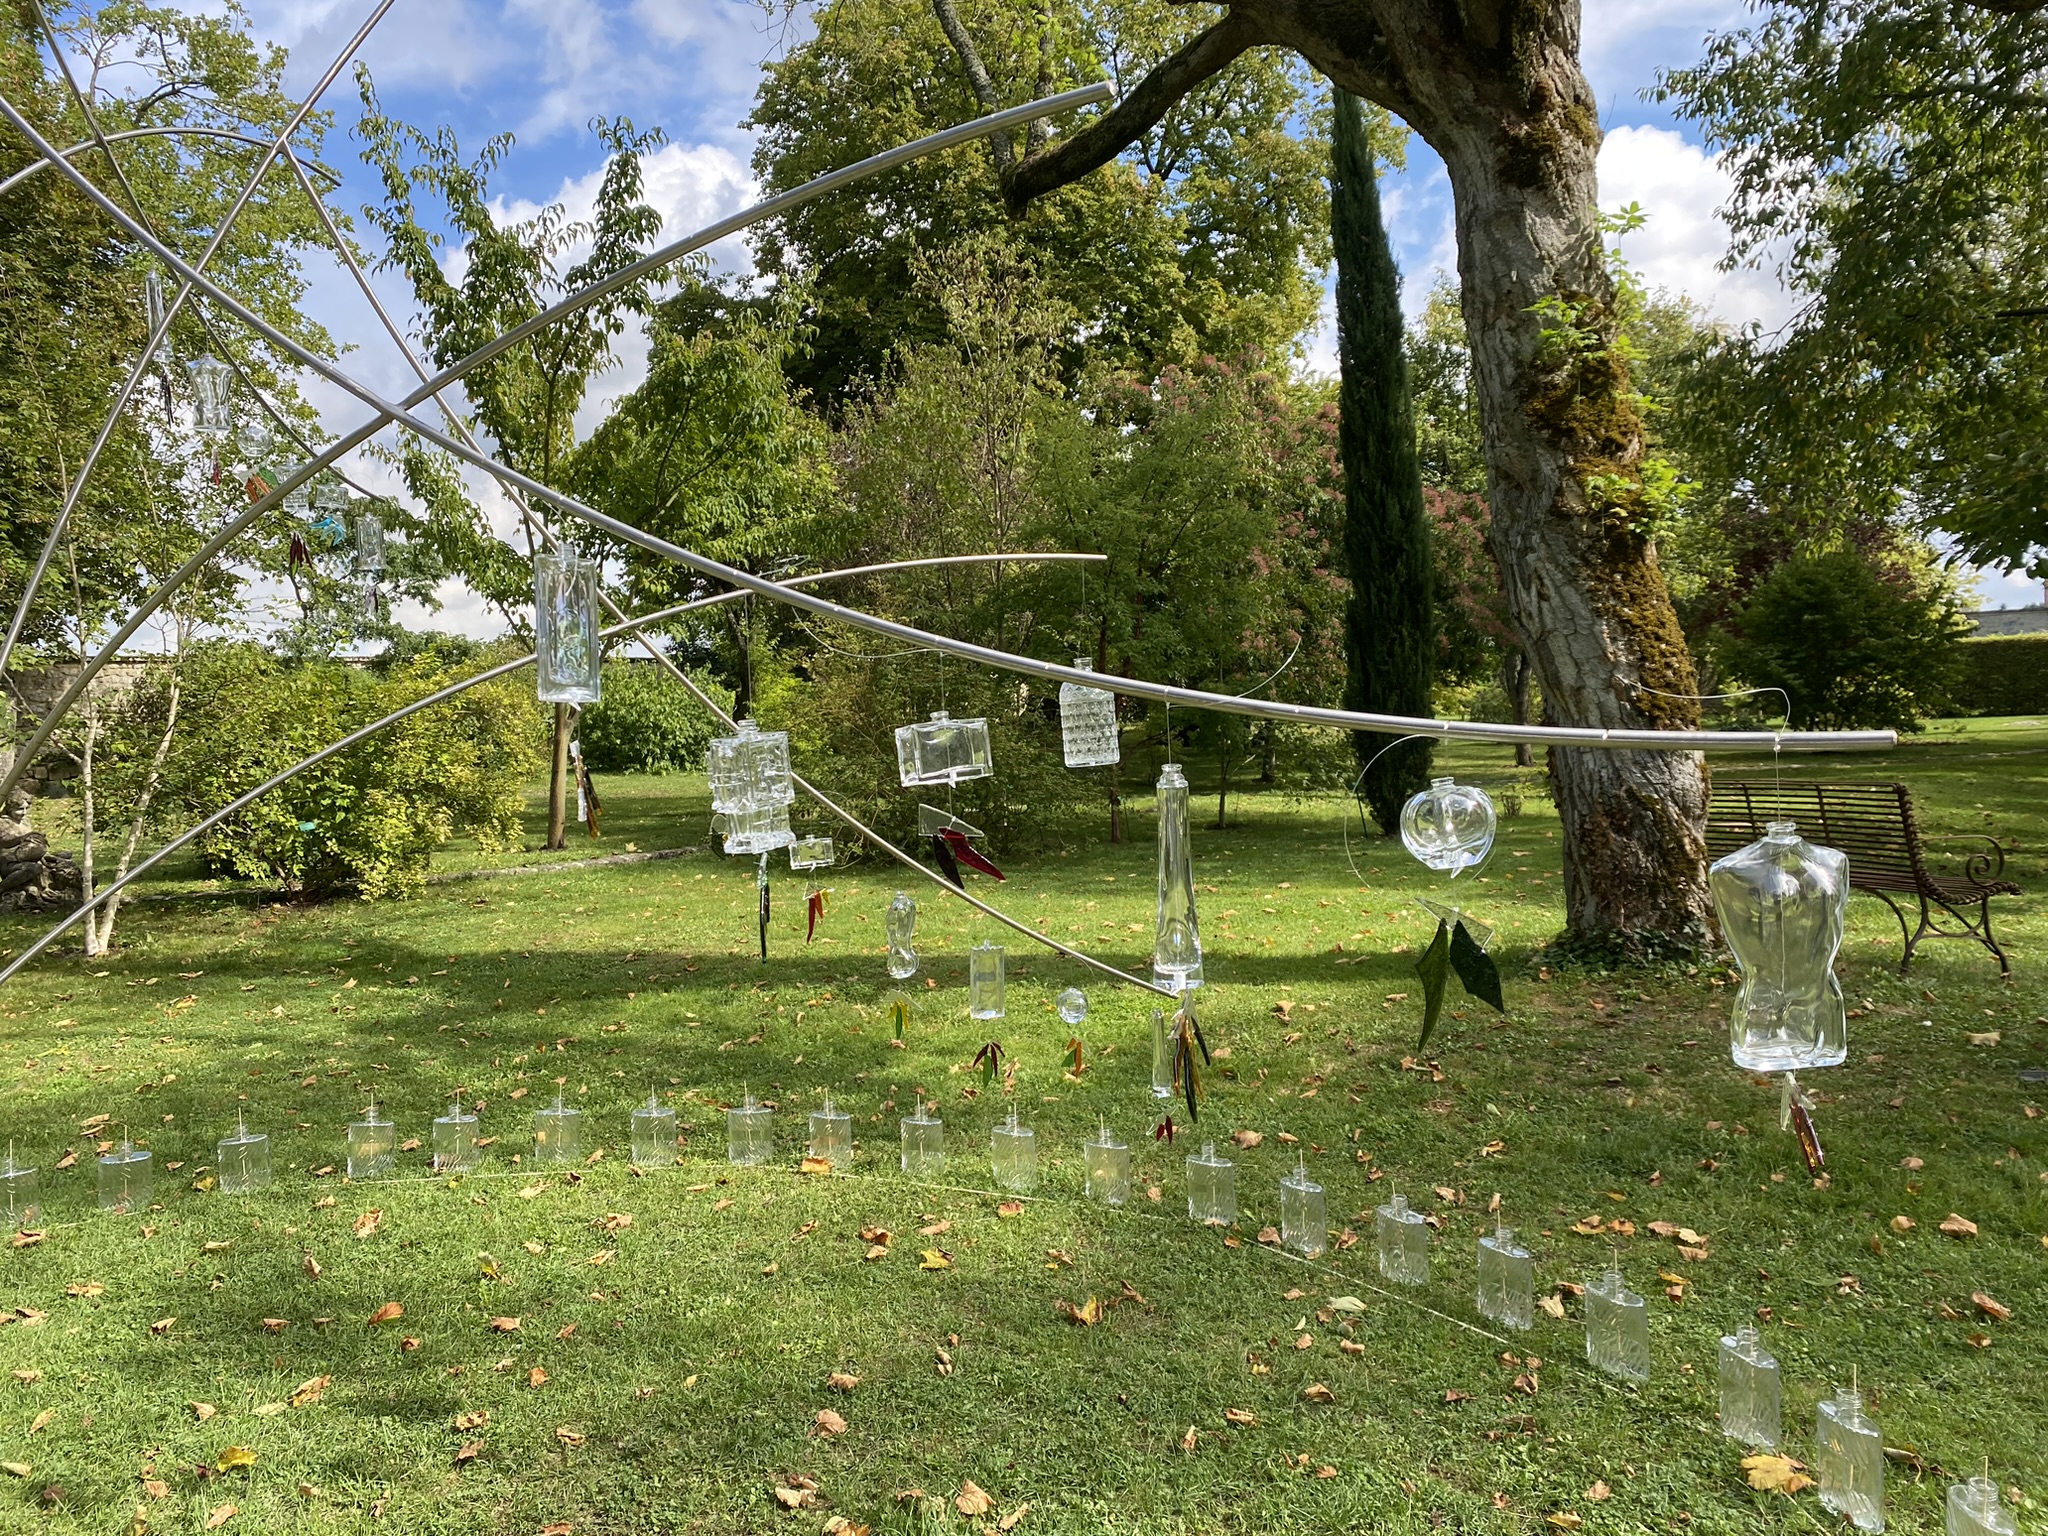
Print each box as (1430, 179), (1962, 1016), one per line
(599, 1212), (633, 1232)
(28, 1409), (55, 1435)
(1890, 1215), (1915, 1233)
(773, 1487), (809, 1510)
(814, 1408), (848, 1437)
(352, 1209), (382, 1240)
(1301, 1382), (1335, 1403)
(290, 1375), (330, 1408)
(1232, 1130), (1262, 1149)
(518, 1183), (547, 1199)
(149, 1317), (175, 1336)
(1973, 1292), (2012, 1322)
(1257, 1226), (1282, 1246)
(0, 1463), (28, 1478)
(554, 1426), (586, 1447)
(998, 1503), (1031, 1531)
(955, 1480), (995, 1517)
(588, 1249), (615, 1266)
(1537, 1295), (1567, 1320)
(1743, 1453), (1814, 1495)
(997, 1201), (1024, 1218)
(1585, 1481), (1610, 1502)
(11, 1370), (41, 1383)
(1939, 1213), (1979, 1238)
(489, 1316), (521, 1332)
(858, 1225), (891, 1246)
(215, 1447), (257, 1472)
(252, 1401), (287, 1417)
(141, 1478), (168, 1498)
(453, 1441), (483, 1465)
(1967, 1031), (2000, 1046)
(302, 1254), (321, 1279)
(828, 1371), (859, 1392)
(919, 1250), (952, 1271)
(539, 1525), (572, 1536)
(713, 1198), (733, 1213)
(799, 1156), (834, 1175)
(260, 1318), (289, 1334)
(366, 1302), (403, 1327)
(1967, 1331), (1993, 1349)
(1327, 1296), (1366, 1313)
(919, 1220), (952, 1237)
(1546, 1514), (1582, 1531)
(1443, 1389), (1470, 1403)
(1224, 1408), (1256, 1427)
(10, 1231), (42, 1248)
(191, 1402), (216, 1421)
(528, 1367), (549, 1388)
(400, 1336), (421, 1352)
(1057, 1296), (1103, 1326)
(1181, 1426), (1197, 1452)
(203, 1504), (237, 1529)
(202, 1240), (232, 1254)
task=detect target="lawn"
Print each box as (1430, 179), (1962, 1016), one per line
(0, 721), (2041, 1535)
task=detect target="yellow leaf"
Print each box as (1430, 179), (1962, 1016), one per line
(66, 1281), (104, 1297)
(554, 1426), (586, 1446)
(203, 1504), (237, 1529)
(919, 1249), (952, 1271)
(0, 1462), (29, 1478)
(203, 1240), (232, 1254)
(1742, 1453), (1814, 1495)
(1301, 1382), (1336, 1403)
(828, 1372), (860, 1392)
(1546, 1514), (1582, 1531)
(1224, 1408), (1256, 1427)
(1057, 1296), (1103, 1326)
(588, 1249), (615, 1266)
(998, 1503), (1031, 1531)
(366, 1301), (403, 1327)
(955, 1480), (995, 1517)
(252, 1402), (286, 1417)
(28, 1409), (55, 1435)
(215, 1446), (257, 1472)
(290, 1374), (330, 1408)
(454, 1410), (489, 1431)
(1939, 1213), (1979, 1238)
(799, 1157), (834, 1175)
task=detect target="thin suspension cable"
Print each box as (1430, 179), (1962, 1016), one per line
(0, 126), (341, 199)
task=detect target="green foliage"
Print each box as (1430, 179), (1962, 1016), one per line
(1953, 634), (2048, 718)
(1713, 551), (1970, 730)
(577, 659), (730, 775)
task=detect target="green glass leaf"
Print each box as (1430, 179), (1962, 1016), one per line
(1449, 921), (1505, 1013)
(1414, 919), (1451, 1050)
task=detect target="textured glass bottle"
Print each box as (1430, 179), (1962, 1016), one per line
(706, 720), (796, 855)
(353, 509), (385, 577)
(1947, 1477), (2016, 1536)
(727, 1093), (773, 1166)
(533, 547), (602, 704)
(216, 1113), (272, 1195)
(1057, 987), (1088, 1025)
(347, 1105), (395, 1180)
(900, 1105), (944, 1177)
(1717, 1324), (1781, 1449)
(0, 1145), (39, 1227)
(894, 710), (993, 787)
(1476, 1224), (1534, 1330)
(968, 943), (1005, 1020)
(1279, 1160), (1326, 1258)
(886, 891), (918, 979)
(1059, 658), (1120, 768)
(432, 1096), (481, 1174)
(98, 1137), (152, 1213)
(630, 1094), (676, 1167)
(809, 1099), (852, 1166)
(1400, 778), (1497, 874)
(1186, 1141), (1235, 1226)
(1816, 1385), (1885, 1532)
(532, 1094), (582, 1166)
(186, 354), (233, 435)
(991, 1108), (1037, 1193)
(1709, 821), (1850, 1071)
(1584, 1264), (1651, 1382)
(1153, 764), (1203, 993)
(1083, 1124), (1129, 1206)
(1149, 1009), (1174, 1099)
(1376, 1192), (1430, 1286)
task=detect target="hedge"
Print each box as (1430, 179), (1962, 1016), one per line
(1954, 633), (2048, 716)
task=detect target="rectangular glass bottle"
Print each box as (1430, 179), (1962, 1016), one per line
(1186, 1141), (1235, 1226)
(0, 1147), (39, 1228)
(216, 1117), (272, 1195)
(532, 1095), (582, 1166)
(1585, 1265), (1651, 1382)
(1476, 1224), (1534, 1330)
(900, 1107), (944, 1178)
(347, 1108), (395, 1180)
(630, 1094), (676, 1167)
(727, 1093), (773, 1166)
(1946, 1477), (2016, 1536)
(432, 1099), (481, 1174)
(98, 1139), (152, 1213)
(1717, 1324), (1781, 1449)
(808, 1098), (852, 1167)
(991, 1109), (1037, 1193)
(968, 944), (1005, 1020)
(1376, 1192), (1430, 1286)
(1083, 1125), (1129, 1206)
(1816, 1386), (1885, 1532)
(1279, 1164), (1326, 1258)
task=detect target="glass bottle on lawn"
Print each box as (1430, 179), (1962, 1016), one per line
(1709, 820), (1850, 1072)
(1150, 1008), (1174, 1099)
(1083, 1123), (1129, 1206)
(1400, 777), (1497, 875)
(1717, 1324), (1781, 1449)
(1153, 763), (1202, 993)
(1, 1143), (40, 1228)
(1476, 1223), (1534, 1331)
(1816, 1383), (1885, 1532)
(1584, 1262), (1651, 1382)
(216, 1111), (272, 1195)
(727, 1092), (772, 1166)
(629, 1093), (675, 1167)
(346, 1104), (394, 1180)
(1279, 1156), (1326, 1258)
(968, 943), (1005, 1020)
(990, 1107), (1037, 1193)
(1185, 1141), (1235, 1226)
(808, 1098), (852, 1167)
(1947, 1476), (2016, 1536)
(1059, 658), (1119, 768)
(1375, 1191), (1430, 1286)
(533, 545), (602, 705)
(900, 1103), (944, 1177)
(98, 1134), (152, 1213)
(886, 891), (918, 979)
(532, 1093), (581, 1166)
(433, 1094), (481, 1174)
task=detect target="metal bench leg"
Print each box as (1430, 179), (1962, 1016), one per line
(1981, 896), (2012, 978)
(1873, 890), (1915, 976)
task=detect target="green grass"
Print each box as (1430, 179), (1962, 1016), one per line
(0, 723), (2042, 1535)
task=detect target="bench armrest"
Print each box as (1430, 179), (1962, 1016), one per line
(1919, 833), (2009, 886)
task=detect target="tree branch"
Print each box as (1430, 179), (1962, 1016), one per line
(1003, 9), (1272, 214)
(930, 0), (1013, 173)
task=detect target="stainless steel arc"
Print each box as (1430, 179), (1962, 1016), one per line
(0, 126), (340, 199)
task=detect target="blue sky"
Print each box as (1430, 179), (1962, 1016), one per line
(228, 0), (2039, 618)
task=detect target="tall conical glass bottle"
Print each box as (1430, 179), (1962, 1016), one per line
(1153, 763), (1202, 993)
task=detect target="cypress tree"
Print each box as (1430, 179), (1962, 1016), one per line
(1332, 89), (1436, 833)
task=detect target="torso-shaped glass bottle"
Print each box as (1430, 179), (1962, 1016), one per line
(0, 1146), (39, 1227)
(1153, 764), (1203, 993)
(968, 943), (1005, 1020)
(1946, 1477), (2016, 1536)
(1149, 1008), (1174, 1099)
(186, 354), (234, 435)
(216, 1114), (272, 1195)
(346, 1106), (395, 1180)
(1476, 1224), (1534, 1330)
(1186, 1141), (1235, 1226)
(98, 1137), (152, 1213)
(433, 1096), (481, 1174)
(1376, 1192), (1430, 1286)
(1717, 1324), (1781, 1448)
(1059, 659), (1120, 768)
(1400, 778), (1496, 875)
(534, 545), (603, 705)
(894, 710), (993, 787)
(1584, 1265), (1651, 1382)
(991, 1108), (1037, 1193)
(886, 891), (918, 979)
(727, 1093), (773, 1166)
(1709, 821), (1850, 1071)
(1816, 1385), (1885, 1532)
(1280, 1161), (1326, 1258)
(532, 1094), (582, 1166)
(1084, 1124), (1129, 1206)
(808, 1098), (852, 1166)
(900, 1105), (944, 1177)
(630, 1093), (676, 1167)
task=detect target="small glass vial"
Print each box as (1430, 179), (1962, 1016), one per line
(1717, 1324), (1781, 1449)
(98, 1136), (152, 1213)
(1279, 1158), (1326, 1258)
(1375, 1192), (1430, 1287)
(532, 1093), (582, 1167)
(991, 1107), (1037, 1194)
(1186, 1141), (1235, 1226)
(1947, 1477), (2016, 1536)
(2, 1143), (42, 1227)
(346, 1105), (395, 1180)
(1816, 1384), (1885, 1532)
(1056, 987), (1087, 1026)
(808, 1098), (852, 1167)
(431, 1094), (481, 1174)
(900, 1105), (944, 1178)
(630, 1093), (676, 1167)
(1150, 1009), (1174, 1099)
(216, 1112), (272, 1195)
(968, 943), (1005, 1020)
(727, 1092), (773, 1166)
(1584, 1264), (1651, 1383)
(886, 891), (918, 979)
(1476, 1223), (1534, 1330)
(1083, 1123), (1129, 1206)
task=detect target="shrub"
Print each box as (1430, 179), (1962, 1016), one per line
(1953, 634), (2048, 716)
(576, 659), (729, 774)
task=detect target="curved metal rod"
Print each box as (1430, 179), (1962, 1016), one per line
(0, 0), (399, 682)
(0, 83), (1116, 801)
(0, 125), (341, 198)
(0, 553), (1162, 996)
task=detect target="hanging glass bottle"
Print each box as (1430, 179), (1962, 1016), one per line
(1717, 1323), (1781, 1449)
(894, 710), (993, 787)
(809, 1098), (852, 1167)
(1059, 658), (1119, 768)
(1057, 987), (1087, 1025)
(1400, 777), (1497, 875)
(900, 1103), (944, 1177)
(311, 476), (349, 535)
(216, 1112), (272, 1195)
(533, 546), (602, 705)
(1375, 1191), (1429, 1286)
(886, 891), (918, 979)
(630, 1093), (676, 1167)
(968, 943), (1005, 1020)
(186, 354), (233, 436)
(990, 1108), (1037, 1193)
(281, 463), (312, 517)
(1153, 763), (1202, 993)
(98, 1135), (152, 1213)
(1185, 1141), (1235, 1226)
(532, 1093), (582, 1166)
(1584, 1263), (1651, 1382)
(1476, 1223), (1534, 1330)
(727, 1092), (773, 1166)
(143, 268), (165, 339)
(0, 1143), (39, 1228)
(353, 508), (385, 577)
(346, 1105), (394, 1180)
(1947, 1477), (2016, 1536)
(1709, 820), (1850, 1072)
(1149, 1008), (1174, 1099)
(1816, 1384), (1885, 1532)
(706, 720), (795, 855)
(789, 836), (834, 870)
(1279, 1157), (1326, 1258)
(433, 1094), (481, 1174)
(1083, 1123), (1129, 1206)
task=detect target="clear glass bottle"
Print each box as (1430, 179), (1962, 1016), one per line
(1376, 1191), (1430, 1286)
(991, 1107), (1037, 1193)
(706, 720), (796, 854)
(1056, 987), (1087, 1026)
(1476, 1223), (1534, 1331)
(1058, 658), (1120, 768)
(1279, 1158), (1326, 1258)
(789, 835), (834, 870)
(0, 1143), (39, 1227)
(1153, 763), (1203, 993)
(886, 891), (918, 979)
(143, 267), (165, 338)
(532, 1093), (582, 1167)
(346, 1105), (395, 1180)
(98, 1136), (152, 1213)
(1717, 1323), (1781, 1449)
(721, 801), (793, 856)
(727, 1092), (773, 1166)
(1186, 1141), (1235, 1226)
(1585, 1263), (1651, 1382)
(186, 354), (233, 436)
(630, 1093), (675, 1167)
(808, 1098), (852, 1167)
(1400, 777), (1497, 875)
(1816, 1384), (1885, 1532)
(968, 943), (1005, 1021)
(533, 546), (602, 705)
(1947, 1477), (2016, 1536)
(900, 1104), (944, 1178)
(281, 463), (312, 517)
(352, 508), (385, 577)
(433, 1094), (481, 1174)
(1709, 821), (1851, 1072)
(312, 477), (349, 533)
(1083, 1123), (1129, 1206)
(1150, 1008), (1174, 1099)
(216, 1112), (272, 1195)
(894, 710), (993, 787)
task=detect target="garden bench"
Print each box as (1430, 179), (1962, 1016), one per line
(1706, 780), (2019, 976)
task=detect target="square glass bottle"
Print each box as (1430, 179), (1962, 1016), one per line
(98, 1136), (152, 1213)
(1717, 1324), (1781, 1449)
(532, 1094), (582, 1166)
(991, 1108), (1037, 1193)
(1584, 1264), (1651, 1382)
(1, 1143), (39, 1227)
(900, 1105), (944, 1178)
(968, 944), (1005, 1020)
(347, 1105), (395, 1180)
(808, 1098), (852, 1167)
(1279, 1159), (1326, 1258)
(216, 1112), (272, 1195)
(1186, 1141), (1235, 1226)
(630, 1093), (676, 1167)
(1083, 1123), (1129, 1206)
(1946, 1477), (2016, 1536)
(432, 1095), (482, 1174)
(1476, 1224), (1534, 1330)
(1375, 1191), (1430, 1287)
(1816, 1384), (1885, 1532)
(727, 1093), (773, 1166)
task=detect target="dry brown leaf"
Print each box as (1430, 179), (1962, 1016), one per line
(1973, 1292), (2012, 1322)
(814, 1408), (848, 1437)
(997, 1201), (1024, 1218)
(28, 1409), (55, 1435)
(1231, 1130), (1262, 1149)
(258, 1318), (289, 1334)
(997, 1504), (1031, 1531)
(252, 1401), (288, 1418)
(539, 1524), (572, 1536)
(366, 1301), (403, 1327)
(799, 1156), (834, 1175)
(149, 1317), (175, 1336)
(1224, 1408), (1257, 1427)
(302, 1253), (321, 1279)
(828, 1371), (859, 1392)
(955, 1480), (995, 1517)
(11, 1370), (40, 1383)
(191, 1402), (216, 1421)
(859, 1225), (891, 1246)
(918, 1220), (952, 1237)
(1536, 1294), (1566, 1320)
(453, 1441), (483, 1466)
(454, 1410), (489, 1431)
(554, 1426), (586, 1447)
(1300, 1382), (1335, 1403)
(1939, 1213), (1979, 1238)
(140, 1478), (168, 1499)
(10, 1231), (44, 1249)
(1181, 1426), (1197, 1452)
(599, 1212), (633, 1232)
(0, 1462), (28, 1478)
(1890, 1215), (1915, 1233)
(1338, 1338), (1365, 1355)
(528, 1367), (549, 1388)
(588, 1249), (615, 1267)
(203, 1504), (237, 1529)
(1585, 1481), (1611, 1502)
(289, 1375), (330, 1408)
(65, 1281), (104, 1298)
(772, 1486), (808, 1510)
(352, 1209), (382, 1240)
(488, 1316), (521, 1332)
(1967, 1331), (1993, 1349)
